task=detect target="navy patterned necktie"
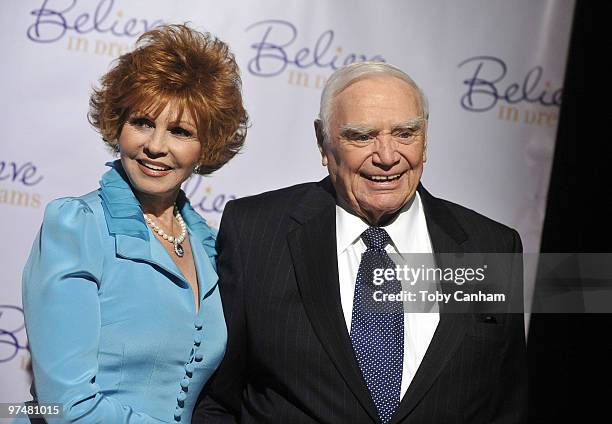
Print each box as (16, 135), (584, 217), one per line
(350, 227), (404, 424)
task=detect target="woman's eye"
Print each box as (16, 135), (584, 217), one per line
(169, 127), (193, 138)
(130, 117), (154, 128)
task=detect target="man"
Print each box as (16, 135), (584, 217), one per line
(195, 62), (527, 423)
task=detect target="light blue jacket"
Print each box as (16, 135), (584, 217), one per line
(22, 161), (227, 423)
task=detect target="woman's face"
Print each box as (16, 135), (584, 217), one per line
(118, 102), (201, 206)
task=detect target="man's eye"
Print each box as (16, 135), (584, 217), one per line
(169, 127), (194, 138)
(130, 117), (154, 128)
(349, 133), (373, 142)
(394, 130), (414, 139)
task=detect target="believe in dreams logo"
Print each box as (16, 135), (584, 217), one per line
(458, 56), (563, 127)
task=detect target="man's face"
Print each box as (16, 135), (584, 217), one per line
(319, 75), (427, 225)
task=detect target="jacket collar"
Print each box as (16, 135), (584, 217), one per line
(99, 160), (149, 240)
(98, 160), (217, 259)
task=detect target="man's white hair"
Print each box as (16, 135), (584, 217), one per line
(317, 61), (429, 141)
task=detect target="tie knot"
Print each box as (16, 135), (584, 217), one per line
(361, 227), (391, 250)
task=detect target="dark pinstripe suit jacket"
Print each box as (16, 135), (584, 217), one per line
(194, 179), (527, 424)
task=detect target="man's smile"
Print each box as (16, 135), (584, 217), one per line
(361, 171), (406, 182)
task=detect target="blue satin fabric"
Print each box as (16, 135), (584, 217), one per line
(22, 161), (227, 423)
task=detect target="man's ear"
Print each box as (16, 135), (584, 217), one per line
(422, 122), (428, 163)
(314, 119), (328, 166)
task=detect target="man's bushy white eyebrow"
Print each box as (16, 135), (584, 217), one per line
(339, 117), (425, 135)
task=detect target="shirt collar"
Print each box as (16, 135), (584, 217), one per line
(335, 192), (424, 255)
(336, 203), (369, 256)
(384, 192), (422, 254)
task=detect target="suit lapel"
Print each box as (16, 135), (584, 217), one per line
(391, 185), (471, 423)
(287, 179), (379, 422)
(114, 233), (187, 285)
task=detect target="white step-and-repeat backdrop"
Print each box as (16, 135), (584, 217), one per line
(1, 0), (574, 405)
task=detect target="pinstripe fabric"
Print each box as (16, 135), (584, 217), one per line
(195, 179), (527, 424)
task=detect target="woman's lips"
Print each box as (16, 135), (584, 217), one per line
(137, 160), (172, 177)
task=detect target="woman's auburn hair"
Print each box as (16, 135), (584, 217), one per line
(88, 24), (248, 175)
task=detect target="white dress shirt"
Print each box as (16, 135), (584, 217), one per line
(335, 192), (440, 398)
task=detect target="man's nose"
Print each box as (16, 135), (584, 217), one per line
(372, 136), (400, 167)
(144, 128), (169, 156)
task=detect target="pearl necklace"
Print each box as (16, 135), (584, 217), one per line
(143, 206), (187, 257)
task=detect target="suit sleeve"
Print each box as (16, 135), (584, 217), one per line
(490, 229), (528, 423)
(22, 198), (164, 424)
(193, 201), (246, 423)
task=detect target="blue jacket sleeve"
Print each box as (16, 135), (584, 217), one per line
(22, 198), (165, 423)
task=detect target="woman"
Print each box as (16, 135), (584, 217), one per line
(22, 24), (247, 423)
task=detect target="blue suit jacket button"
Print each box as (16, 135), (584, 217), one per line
(177, 391), (187, 407)
(194, 351), (204, 362)
(180, 377), (190, 390)
(194, 318), (203, 330)
(185, 363), (195, 376)
(194, 334), (202, 346)
(174, 406), (183, 420)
